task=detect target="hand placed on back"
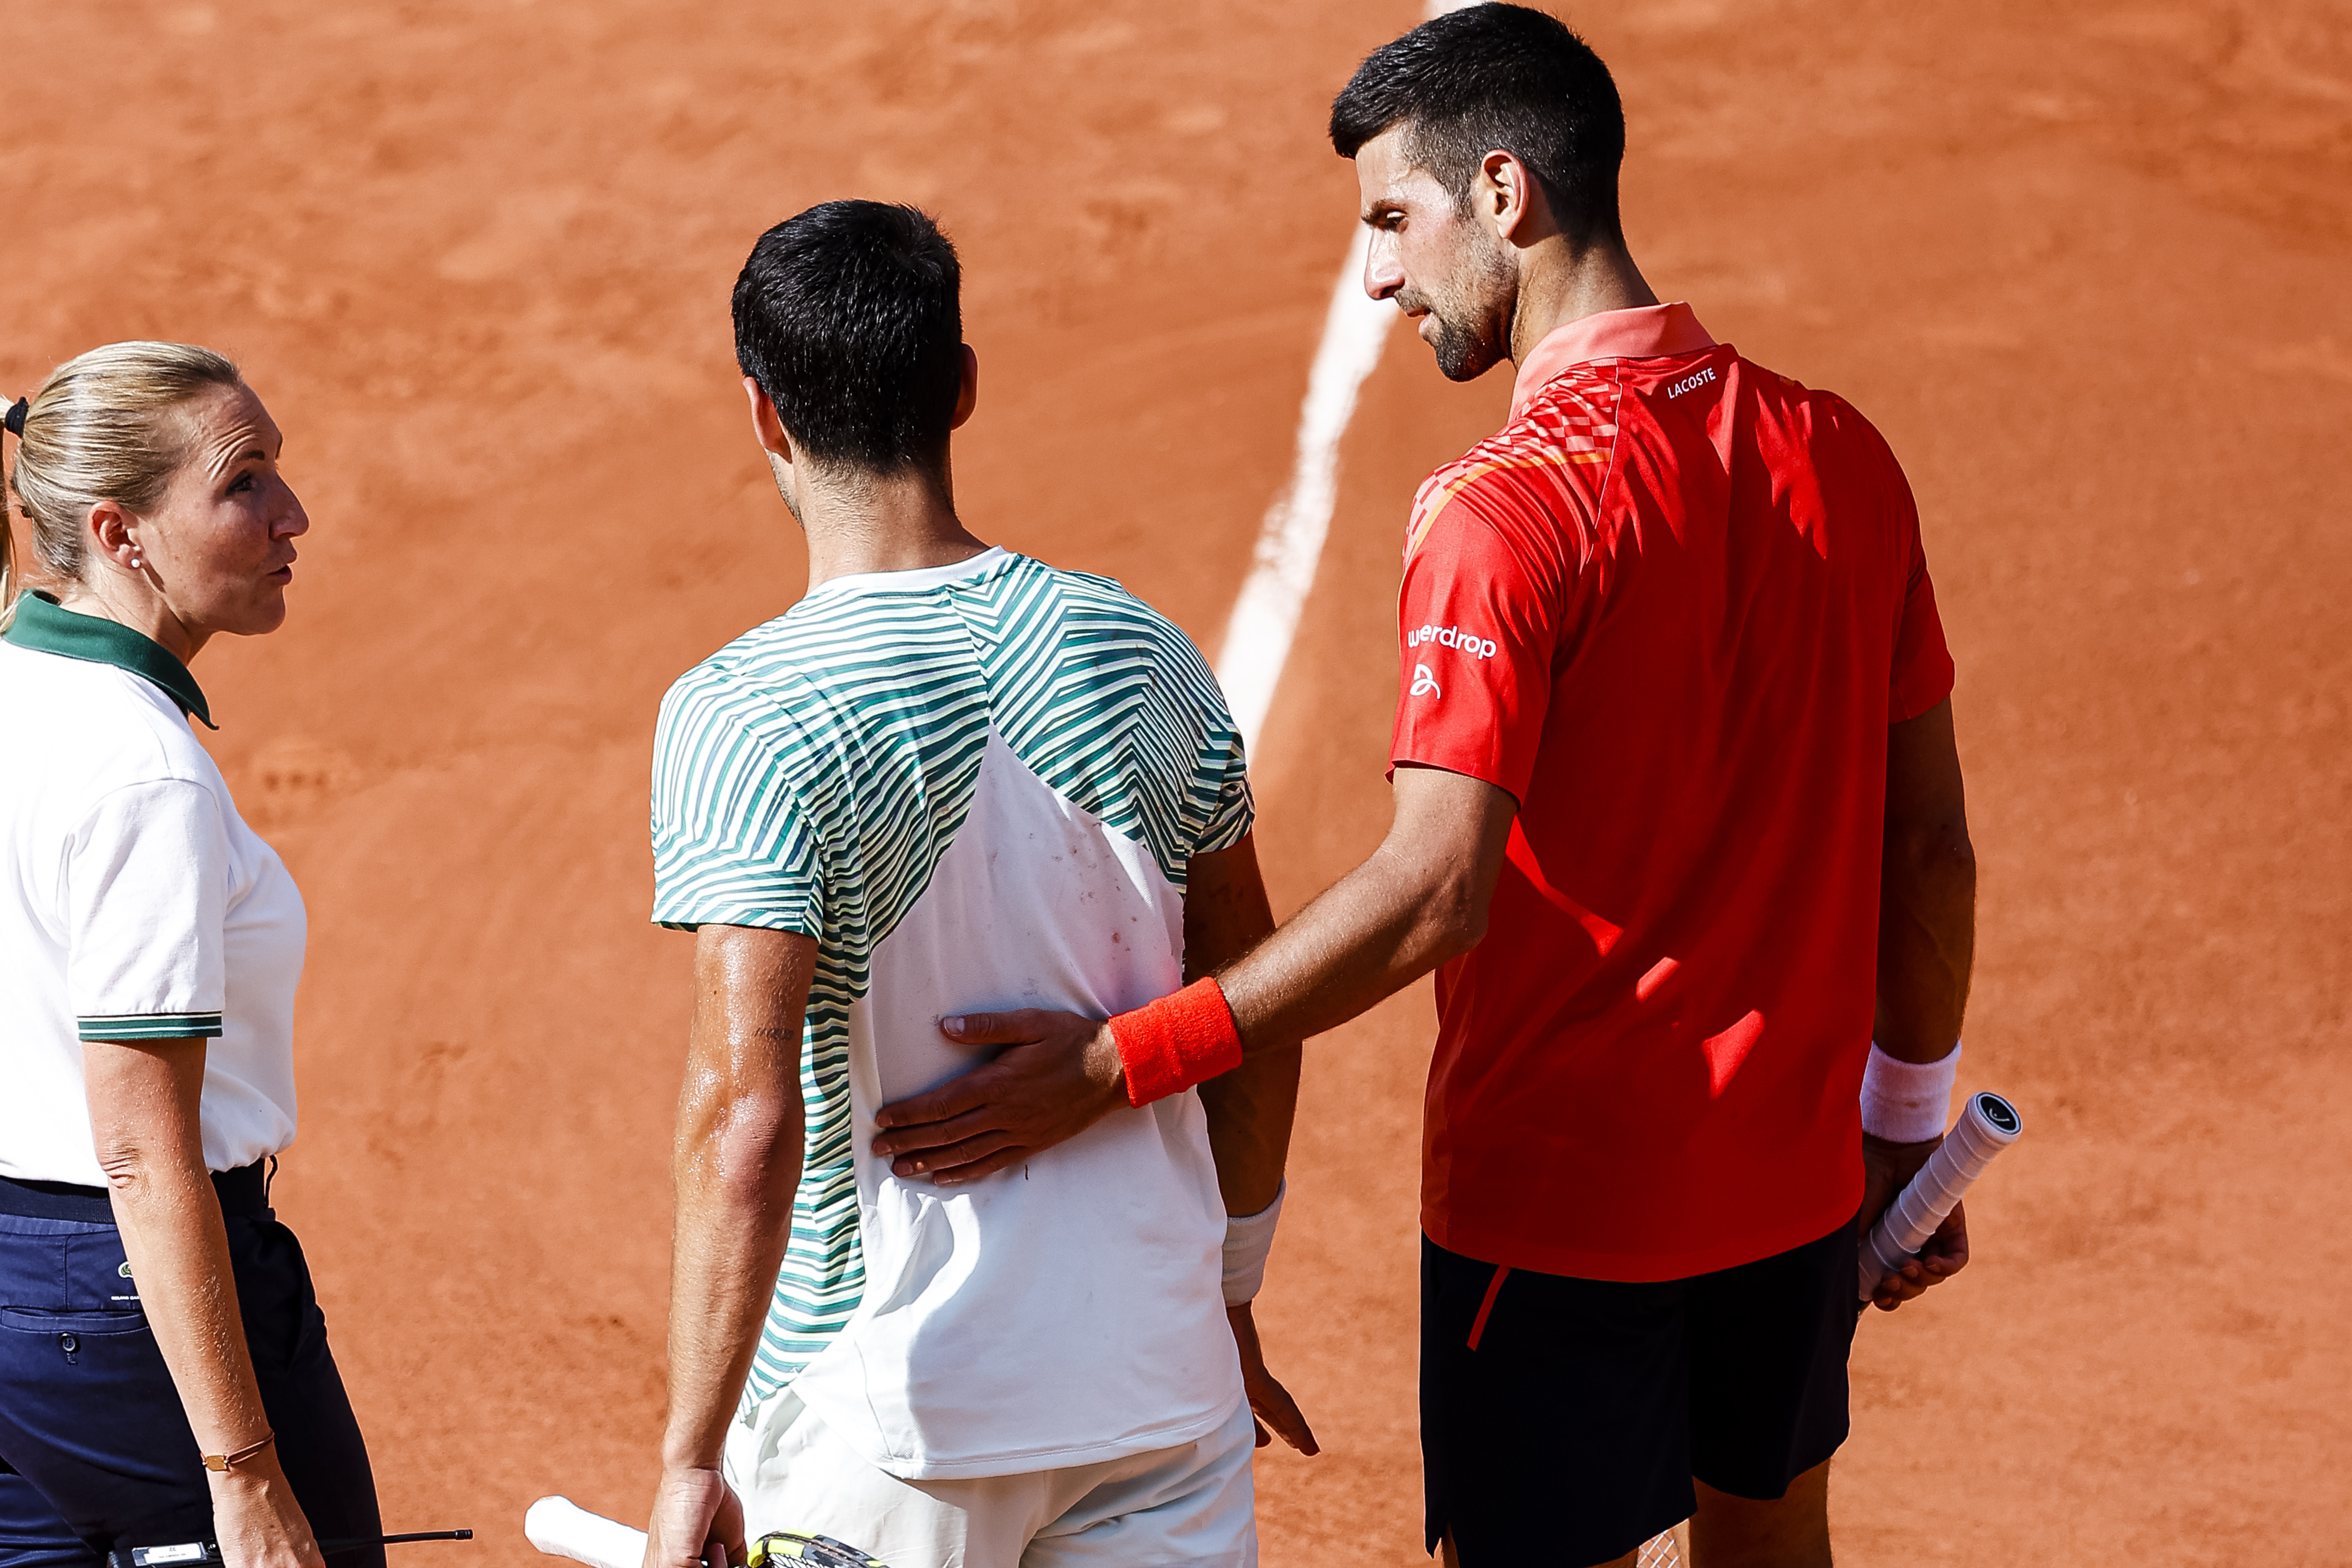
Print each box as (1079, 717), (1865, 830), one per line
(869, 1010), (1128, 1184)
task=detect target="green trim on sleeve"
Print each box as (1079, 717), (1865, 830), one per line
(4, 592), (215, 728)
(77, 1012), (225, 1042)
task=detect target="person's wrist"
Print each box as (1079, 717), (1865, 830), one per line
(658, 1443), (724, 1477)
(1862, 1130), (1944, 1161)
(1861, 1130), (1943, 1153)
(1081, 1024), (1127, 1109)
(658, 1411), (735, 1475)
(1861, 1130), (1943, 1202)
(204, 1444), (286, 1488)
(205, 1462), (294, 1515)
(1107, 979), (1242, 1106)
(1859, 1039), (1960, 1141)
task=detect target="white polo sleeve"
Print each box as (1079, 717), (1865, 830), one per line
(66, 779), (231, 1041)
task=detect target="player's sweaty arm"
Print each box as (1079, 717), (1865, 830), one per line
(870, 766), (1516, 1181)
(1862, 696), (1979, 1312)
(1186, 836), (1318, 1456)
(644, 924), (816, 1568)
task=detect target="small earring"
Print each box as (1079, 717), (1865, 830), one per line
(128, 555), (143, 569)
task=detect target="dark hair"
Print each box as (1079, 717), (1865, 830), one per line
(1329, 4), (1626, 247)
(731, 201), (965, 477)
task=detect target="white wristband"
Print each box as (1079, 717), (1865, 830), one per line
(1221, 1180), (1285, 1305)
(1859, 1041), (1960, 1142)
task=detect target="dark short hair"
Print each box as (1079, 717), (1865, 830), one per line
(732, 201), (964, 477)
(1329, 4), (1626, 247)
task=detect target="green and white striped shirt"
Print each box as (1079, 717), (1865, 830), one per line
(651, 549), (1251, 1471)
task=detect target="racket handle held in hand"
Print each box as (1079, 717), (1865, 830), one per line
(525, 1498), (647, 1568)
(1857, 1090), (2022, 1301)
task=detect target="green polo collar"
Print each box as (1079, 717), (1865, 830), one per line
(3, 592), (215, 729)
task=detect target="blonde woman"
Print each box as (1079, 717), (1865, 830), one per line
(0, 345), (381, 1568)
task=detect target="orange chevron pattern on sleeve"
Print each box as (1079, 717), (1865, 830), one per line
(1404, 364), (1624, 563)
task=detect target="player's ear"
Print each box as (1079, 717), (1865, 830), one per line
(743, 375), (794, 462)
(950, 344), (979, 432)
(1482, 150), (1545, 245)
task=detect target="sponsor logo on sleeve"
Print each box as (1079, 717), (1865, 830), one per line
(1410, 663), (1441, 698)
(1406, 623), (1497, 659)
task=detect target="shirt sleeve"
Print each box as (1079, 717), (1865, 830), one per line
(1884, 459), (1957, 723)
(650, 679), (825, 936)
(1390, 486), (1565, 804)
(67, 779), (230, 1041)
(1161, 620), (1255, 864)
(1194, 718), (1255, 859)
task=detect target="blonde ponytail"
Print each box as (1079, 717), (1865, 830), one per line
(0, 397), (23, 634)
(0, 493), (14, 633)
(1, 341), (243, 632)
(0, 485), (14, 633)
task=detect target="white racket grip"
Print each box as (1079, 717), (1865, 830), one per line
(525, 1496), (647, 1568)
(1857, 1091), (2022, 1300)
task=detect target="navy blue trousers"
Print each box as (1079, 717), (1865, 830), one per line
(0, 1168), (382, 1568)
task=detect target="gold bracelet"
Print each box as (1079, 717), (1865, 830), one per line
(202, 1432), (275, 1473)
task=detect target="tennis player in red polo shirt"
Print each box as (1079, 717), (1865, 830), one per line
(871, 8), (1982, 1566)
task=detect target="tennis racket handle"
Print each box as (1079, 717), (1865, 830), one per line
(1857, 1090), (2022, 1300)
(524, 1498), (646, 1568)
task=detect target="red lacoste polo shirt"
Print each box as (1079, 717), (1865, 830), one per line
(1393, 302), (1955, 1281)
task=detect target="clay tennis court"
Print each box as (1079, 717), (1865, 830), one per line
(7, 0), (2347, 1561)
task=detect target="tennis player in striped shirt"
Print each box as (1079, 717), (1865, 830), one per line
(636, 202), (1314, 1568)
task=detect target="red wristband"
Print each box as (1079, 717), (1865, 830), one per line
(1108, 978), (1243, 1107)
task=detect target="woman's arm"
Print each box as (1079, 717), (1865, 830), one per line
(84, 1037), (323, 1568)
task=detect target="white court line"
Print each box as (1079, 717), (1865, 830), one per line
(1212, 0), (1475, 758)
(1211, 221), (1394, 757)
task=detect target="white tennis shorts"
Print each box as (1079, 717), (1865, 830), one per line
(723, 1387), (1257, 1568)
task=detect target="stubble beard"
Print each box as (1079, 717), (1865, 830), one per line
(1406, 238), (1518, 383)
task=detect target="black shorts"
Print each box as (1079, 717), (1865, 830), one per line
(1420, 1218), (1860, 1567)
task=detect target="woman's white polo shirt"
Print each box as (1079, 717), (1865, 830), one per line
(0, 592), (305, 1185)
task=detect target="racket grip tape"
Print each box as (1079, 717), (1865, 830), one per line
(1856, 1090), (2022, 1301)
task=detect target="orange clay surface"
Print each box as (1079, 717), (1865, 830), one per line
(6, 2), (2348, 1562)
